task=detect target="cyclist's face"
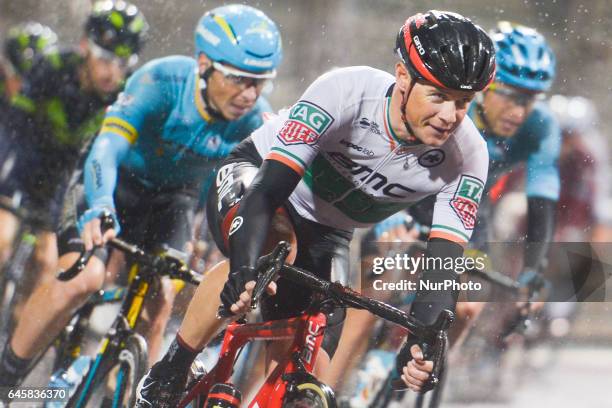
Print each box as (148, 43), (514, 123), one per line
(403, 81), (475, 147)
(199, 54), (267, 120)
(82, 40), (128, 96)
(481, 82), (540, 137)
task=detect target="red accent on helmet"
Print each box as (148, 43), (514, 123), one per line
(403, 18), (445, 89)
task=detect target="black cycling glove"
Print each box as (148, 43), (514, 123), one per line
(220, 266), (258, 313)
(395, 337), (437, 392)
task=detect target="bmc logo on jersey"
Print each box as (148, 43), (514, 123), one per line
(450, 175), (484, 230)
(278, 101), (334, 145)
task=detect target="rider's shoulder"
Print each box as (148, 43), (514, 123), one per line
(444, 116), (489, 171)
(453, 115), (488, 155)
(521, 101), (560, 140)
(527, 101), (557, 125)
(132, 55), (196, 82)
(314, 65), (394, 89)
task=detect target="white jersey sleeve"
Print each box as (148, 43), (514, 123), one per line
(262, 68), (354, 176)
(429, 119), (489, 244)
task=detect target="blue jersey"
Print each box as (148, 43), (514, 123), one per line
(84, 55), (270, 210)
(468, 101), (561, 201)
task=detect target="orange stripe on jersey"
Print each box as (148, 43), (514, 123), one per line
(266, 152), (305, 176)
(429, 230), (468, 246)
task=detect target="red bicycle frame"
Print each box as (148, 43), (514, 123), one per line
(178, 310), (328, 408)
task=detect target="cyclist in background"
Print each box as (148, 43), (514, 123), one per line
(0, 4), (282, 388)
(0, 0), (148, 387)
(469, 22), (559, 280)
(0, 0), (147, 269)
(0, 22), (58, 104)
(137, 10), (496, 405)
(549, 95), (610, 242)
(1, 22), (58, 206)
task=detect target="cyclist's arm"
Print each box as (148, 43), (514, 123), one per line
(228, 160), (302, 270)
(414, 121), (489, 324)
(524, 197), (556, 269)
(83, 133), (131, 209)
(523, 105), (561, 270)
(83, 59), (172, 211)
(409, 237), (464, 325)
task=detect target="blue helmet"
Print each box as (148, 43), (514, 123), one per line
(194, 5), (282, 74)
(491, 21), (556, 92)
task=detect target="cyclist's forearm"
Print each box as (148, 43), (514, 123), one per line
(84, 132), (130, 209)
(410, 238), (464, 326)
(229, 159), (301, 269)
(524, 197), (556, 269)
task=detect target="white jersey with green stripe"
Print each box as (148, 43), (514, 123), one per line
(251, 66), (489, 244)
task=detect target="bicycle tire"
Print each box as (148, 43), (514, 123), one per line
(66, 333), (147, 408)
(119, 333), (148, 407)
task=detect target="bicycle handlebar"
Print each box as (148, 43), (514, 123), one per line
(56, 215), (203, 286)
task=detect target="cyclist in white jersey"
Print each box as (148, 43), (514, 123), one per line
(137, 11), (496, 405)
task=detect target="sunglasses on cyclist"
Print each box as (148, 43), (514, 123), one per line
(488, 83), (544, 107)
(88, 40), (138, 70)
(212, 61), (275, 92)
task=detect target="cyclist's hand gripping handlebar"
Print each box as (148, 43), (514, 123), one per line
(391, 309), (454, 392)
(217, 241), (291, 319)
(56, 212), (115, 281)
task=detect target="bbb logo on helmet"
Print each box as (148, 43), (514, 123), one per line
(413, 36), (426, 55)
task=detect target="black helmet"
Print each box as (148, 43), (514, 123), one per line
(85, 0), (148, 59)
(4, 22), (58, 75)
(395, 10), (496, 92)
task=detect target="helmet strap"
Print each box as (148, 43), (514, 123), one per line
(399, 77), (420, 144)
(199, 67), (225, 121)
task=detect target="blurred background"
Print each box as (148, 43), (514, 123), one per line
(1, 0), (611, 125)
(2, 1), (611, 406)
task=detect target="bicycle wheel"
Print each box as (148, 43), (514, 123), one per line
(101, 334), (148, 408)
(282, 373), (337, 408)
(67, 334), (148, 408)
(119, 334), (148, 407)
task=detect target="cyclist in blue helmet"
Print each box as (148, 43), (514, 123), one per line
(451, 21), (561, 331)
(475, 21), (556, 137)
(194, 4), (282, 120)
(0, 4), (282, 390)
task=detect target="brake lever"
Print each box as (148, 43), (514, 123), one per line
(217, 242), (291, 319)
(251, 241), (291, 309)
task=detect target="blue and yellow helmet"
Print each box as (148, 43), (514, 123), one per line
(491, 21), (556, 92)
(194, 4), (282, 74)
